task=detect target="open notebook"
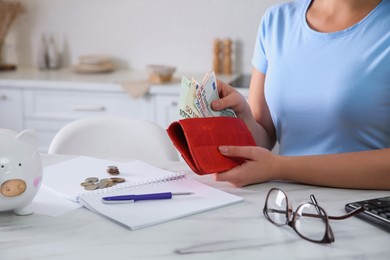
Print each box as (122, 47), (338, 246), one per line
(43, 156), (243, 230)
(43, 156), (186, 202)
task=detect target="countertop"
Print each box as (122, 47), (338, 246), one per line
(0, 67), (244, 95)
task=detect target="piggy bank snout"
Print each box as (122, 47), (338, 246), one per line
(1, 179), (27, 197)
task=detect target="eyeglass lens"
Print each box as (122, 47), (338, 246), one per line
(294, 203), (328, 241)
(266, 189), (289, 225)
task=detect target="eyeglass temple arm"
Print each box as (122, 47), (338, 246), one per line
(266, 196), (364, 219)
(310, 194), (364, 220)
(328, 206), (364, 220)
(310, 194), (324, 216)
(267, 205), (363, 221)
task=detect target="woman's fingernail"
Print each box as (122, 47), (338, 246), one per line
(212, 101), (220, 109)
(218, 146), (228, 154)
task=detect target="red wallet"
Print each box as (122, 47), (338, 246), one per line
(166, 117), (256, 175)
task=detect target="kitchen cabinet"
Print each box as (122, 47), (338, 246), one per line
(0, 68), (156, 152)
(152, 94), (179, 129)
(23, 89), (153, 120)
(0, 88), (23, 132)
(22, 89), (153, 152)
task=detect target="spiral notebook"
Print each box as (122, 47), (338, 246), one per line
(42, 156), (186, 202)
(43, 156), (243, 230)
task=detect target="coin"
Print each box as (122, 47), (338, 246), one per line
(85, 177), (99, 183)
(110, 177), (125, 183)
(106, 180), (114, 187)
(81, 176), (126, 191)
(80, 181), (94, 187)
(84, 184), (98, 191)
(97, 181), (108, 189)
(106, 165), (120, 175)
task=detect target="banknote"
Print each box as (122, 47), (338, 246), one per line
(194, 78), (212, 117)
(178, 71), (236, 119)
(178, 76), (201, 119)
(200, 71), (236, 117)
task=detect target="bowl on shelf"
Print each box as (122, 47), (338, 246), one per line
(73, 54), (114, 74)
(146, 65), (176, 84)
(78, 55), (112, 65)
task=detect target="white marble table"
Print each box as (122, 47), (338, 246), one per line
(1, 154), (389, 260)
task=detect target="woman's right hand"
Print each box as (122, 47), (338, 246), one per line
(211, 80), (253, 121)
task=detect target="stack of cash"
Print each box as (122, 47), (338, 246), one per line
(178, 71), (236, 119)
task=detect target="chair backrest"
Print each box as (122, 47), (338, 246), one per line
(48, 117), (179, 161)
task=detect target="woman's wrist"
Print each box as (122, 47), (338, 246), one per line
(270, 154), (289, 181)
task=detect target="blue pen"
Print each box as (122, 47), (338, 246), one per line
(101, 192), (194, 204)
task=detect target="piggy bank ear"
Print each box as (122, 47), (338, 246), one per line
(16, 129), (39, 148)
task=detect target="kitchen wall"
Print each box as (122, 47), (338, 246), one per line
(7, 0), (285, 74)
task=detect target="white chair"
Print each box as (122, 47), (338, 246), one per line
(48, 117), (179, 161)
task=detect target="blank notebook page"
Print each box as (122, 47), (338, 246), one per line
(78, 176), (243, 230)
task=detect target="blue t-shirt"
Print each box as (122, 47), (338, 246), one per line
(252, 0), (390, 156)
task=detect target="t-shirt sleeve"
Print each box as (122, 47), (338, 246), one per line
(252, 10), (270, 74)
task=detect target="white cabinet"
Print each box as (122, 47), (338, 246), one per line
(153, 94), (179, 129)
(0, 88), (23, 132)
(23, 89), (153, 120)
(22, 89), (153, 152)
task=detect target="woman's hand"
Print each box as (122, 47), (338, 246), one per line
(211, 80), (253, 121)
(215, 145), (279, 187)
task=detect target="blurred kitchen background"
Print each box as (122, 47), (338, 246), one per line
(1, 0), (285, 154)
(4, 0), (285, 74)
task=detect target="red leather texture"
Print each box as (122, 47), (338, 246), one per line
(167, 117), (256, 175)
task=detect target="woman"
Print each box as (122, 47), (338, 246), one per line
(211, 0), (390, 189)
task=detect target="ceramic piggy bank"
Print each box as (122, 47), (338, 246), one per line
(0, 129), (42, 215)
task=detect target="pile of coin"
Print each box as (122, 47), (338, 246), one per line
(80, 177), (126, 191)
(106, 165), (120, 175)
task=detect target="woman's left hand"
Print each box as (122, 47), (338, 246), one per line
(215, 145), (279, 187)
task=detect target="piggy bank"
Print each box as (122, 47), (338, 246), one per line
(0, 129), (42, 215)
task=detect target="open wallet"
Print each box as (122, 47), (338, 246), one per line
(166, 117), (256, 175)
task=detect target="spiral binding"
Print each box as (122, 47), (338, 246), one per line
(81, 172), (186, 197)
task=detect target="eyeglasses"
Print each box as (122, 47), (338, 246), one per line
(263, 188), (364, 243)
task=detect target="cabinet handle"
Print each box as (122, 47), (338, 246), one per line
(171, 101), (178, 107)
(70, 105), (106, 112)
(0, 94), (7, 101)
